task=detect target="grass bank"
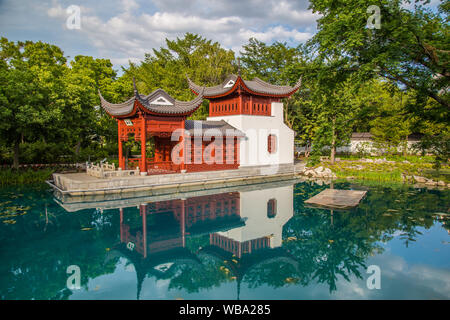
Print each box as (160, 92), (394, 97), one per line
(0, 168), (56, 186)
(318, 157), (449, 185)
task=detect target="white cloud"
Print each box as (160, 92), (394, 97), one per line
(45, 0), (319, 68)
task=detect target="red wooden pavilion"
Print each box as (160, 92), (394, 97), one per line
(99, 80), (244, 174)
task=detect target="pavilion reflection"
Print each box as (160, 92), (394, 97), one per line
(119, 192), (244, 258)
(113, 183), (295, 299)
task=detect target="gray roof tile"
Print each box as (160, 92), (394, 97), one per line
(188, 74), (302, 97)
(99, 85), (204, 117)
(185, 120), (245, 137)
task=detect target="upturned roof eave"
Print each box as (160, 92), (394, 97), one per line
(188, 75), (302, 99)
(98, 85), (205, 118)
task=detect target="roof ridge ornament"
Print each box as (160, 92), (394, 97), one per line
(132, 76), (139, 95)
(237, 57), (241, 77)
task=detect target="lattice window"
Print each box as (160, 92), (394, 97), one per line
(268, 134), (277, 154)
(267, 199), (277, 218)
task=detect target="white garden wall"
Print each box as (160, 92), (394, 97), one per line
(207, 102), (294, 166)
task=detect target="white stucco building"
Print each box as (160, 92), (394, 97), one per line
(188, 73), (300, 168)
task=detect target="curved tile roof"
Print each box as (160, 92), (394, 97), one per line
(185, 120), (245, 137)
(187, 74), (302, 98)
(99, 84), (205, 117)
(99, 91), (136, 117)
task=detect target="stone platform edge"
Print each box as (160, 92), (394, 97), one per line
(48, 163), (306, 196)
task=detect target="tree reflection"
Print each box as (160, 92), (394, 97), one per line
(0, 181), (448, 299)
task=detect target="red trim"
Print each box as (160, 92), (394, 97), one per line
(191, 76), (299, 99)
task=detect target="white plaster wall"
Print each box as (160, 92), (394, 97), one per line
(216, 185), (293, 248)
(296, 139), (421, 155)
(207, 102), (294, 166)
(335, 139), (421, 154)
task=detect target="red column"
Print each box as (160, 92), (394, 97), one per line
(118, 121), (124, 169)
(181, 199), (186, 247)
(181, 120), (186, 172)
(140, 117), (147, 173)
(238, 93), (243, 114)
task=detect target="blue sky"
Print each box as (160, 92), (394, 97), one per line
(0, 0), (442, 72)
(0, 0), (318, 71)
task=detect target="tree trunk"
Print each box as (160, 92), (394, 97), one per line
(403, 137), (408, 157)
(74, 140), (81, 156)
(330, 116), (336, 165)
(13, 140), (20, 169)
(305, 142), (311, 158)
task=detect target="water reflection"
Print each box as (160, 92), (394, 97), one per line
(0, 181), (448, 299)
(113, 184), (295, 299)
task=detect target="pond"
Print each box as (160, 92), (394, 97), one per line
(0, 180), (449, 300)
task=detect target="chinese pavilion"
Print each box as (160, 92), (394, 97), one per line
(188, 74), (302, 118)
(99, 73), (301, 174)
(188, 73), (301, 167)
(99, 80), (244, 174)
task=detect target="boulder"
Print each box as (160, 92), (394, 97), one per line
(413, 175), (427, 183)
(304, 170), (315, 177)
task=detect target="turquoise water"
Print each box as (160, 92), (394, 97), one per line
(0, 181), (449, 300)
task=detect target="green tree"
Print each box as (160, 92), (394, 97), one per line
(0, 38), (66, 168)
(308, 0), (449, 163)
(306, 60), (361, 164)
(353, 79), (415, 155)
(309, 0), (449, 111)
(127, 33), (236, 120)
(62, 55), (118, 159)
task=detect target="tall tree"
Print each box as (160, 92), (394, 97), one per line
(127, 33), (236, 120)
(0, 38), (66, 167)
(309, 62), (361, 164)
(62, 55), (118, 158)
(353, 79), (415, 155)
(309, 0), (449, 116)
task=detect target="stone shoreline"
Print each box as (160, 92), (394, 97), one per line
(49, 163), (306, 196)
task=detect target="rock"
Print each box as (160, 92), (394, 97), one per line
(438, 180), (446, 186)
(402, 160), (410, 164)
(315, 166), (324, 173)
(304, 170), (315, 177)
(425, 179), (436, 185)
(413, 175), (427, 183)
